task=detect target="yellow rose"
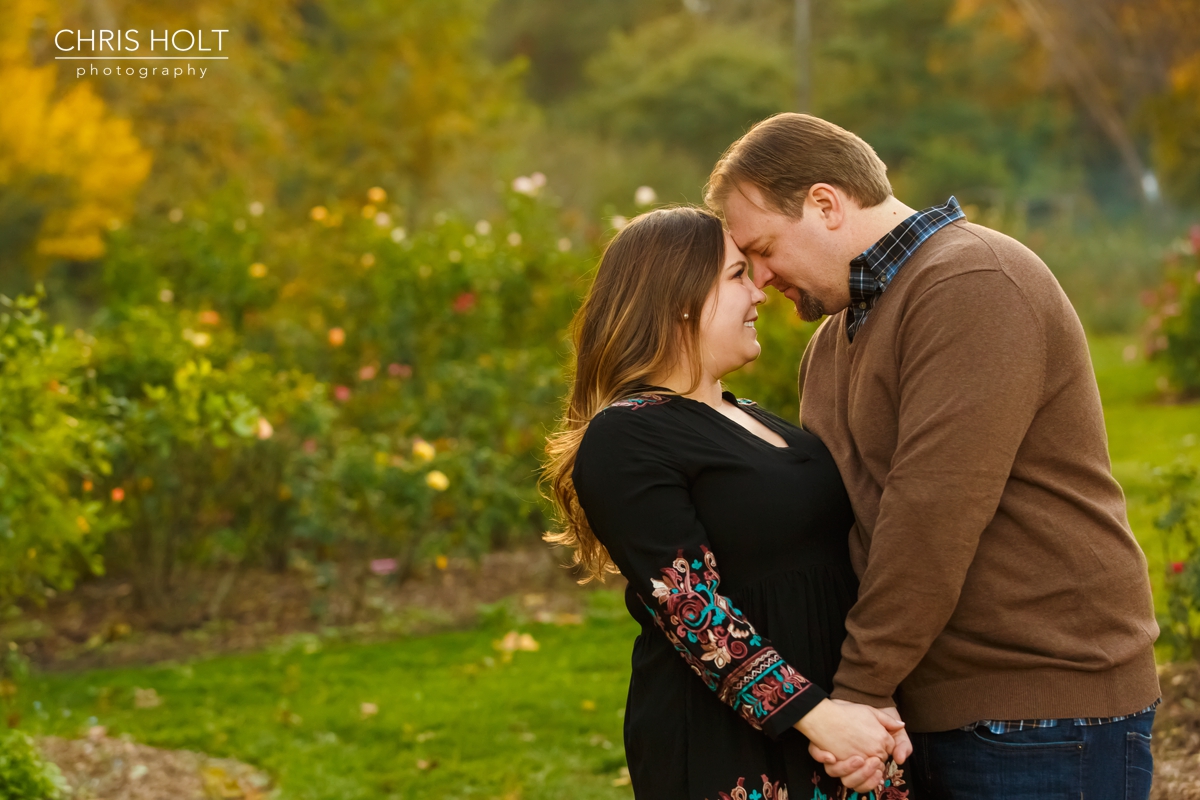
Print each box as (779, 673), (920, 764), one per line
(425, 470), (449, 491)
(412, 439), (436, 462)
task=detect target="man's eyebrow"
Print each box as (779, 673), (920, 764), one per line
(740, 236), (766, 254)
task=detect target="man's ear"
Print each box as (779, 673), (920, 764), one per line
(807, 183), (845, 230)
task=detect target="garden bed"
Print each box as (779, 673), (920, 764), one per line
(6, 547), (612, 673)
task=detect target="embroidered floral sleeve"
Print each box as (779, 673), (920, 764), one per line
(573, 404), (828, 740)
(642, 546), (817, 733)
(714, 761), (907, 800)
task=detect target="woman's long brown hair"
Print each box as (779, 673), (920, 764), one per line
(543, 207), (726, 582)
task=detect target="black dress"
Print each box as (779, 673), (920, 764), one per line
(574, 390), (897, 800)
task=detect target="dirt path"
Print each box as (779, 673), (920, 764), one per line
(40, 730), (273, 800)
(1153, 661), (1200, 800)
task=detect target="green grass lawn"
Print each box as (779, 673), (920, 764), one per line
(14, 335), (1199, 799)
(1091, 336), (1200, 608)
(18, 595), (640, 800)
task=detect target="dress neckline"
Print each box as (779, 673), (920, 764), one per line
(682, 391), (794, 451)
(615, 386), (795, 451)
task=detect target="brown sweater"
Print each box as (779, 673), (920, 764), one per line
(799, 220), (1160, 733)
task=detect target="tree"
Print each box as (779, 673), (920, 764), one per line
(816, 0), (1083, 208)
(578, 14), (793, 165)
(0, 0), (150, 281)
(1004, 0), (1200, 207)
(484, 0), (676, 104)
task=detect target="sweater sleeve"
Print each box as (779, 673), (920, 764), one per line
(831, 270), (1047, 707)
(574, 406), (827, 738)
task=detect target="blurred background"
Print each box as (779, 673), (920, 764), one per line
(1, 1), (1199, 798)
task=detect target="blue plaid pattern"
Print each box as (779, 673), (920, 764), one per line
(960, 699), (1161, 734)
(846, 196), (965, 341)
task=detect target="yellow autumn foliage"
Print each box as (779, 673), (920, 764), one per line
(0, 0), (151, 261)
(1170, 52), (1200, 92)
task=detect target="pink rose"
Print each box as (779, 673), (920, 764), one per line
(370, 558), (398, 576)
(453, 292), (476, 314)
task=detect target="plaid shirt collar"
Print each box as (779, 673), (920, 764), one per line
(845, 196), (965, 341)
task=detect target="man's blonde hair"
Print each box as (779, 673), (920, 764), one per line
(706, 113), (893, 218)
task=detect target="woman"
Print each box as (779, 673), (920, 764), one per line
(543, 207), (907, 800)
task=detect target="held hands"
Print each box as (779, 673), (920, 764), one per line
(796, 701), (910, 794)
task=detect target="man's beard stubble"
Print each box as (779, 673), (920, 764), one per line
(796, 290), (826, 322)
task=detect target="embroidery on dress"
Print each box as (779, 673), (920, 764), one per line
(713, 774), (788, 800)
(640, 546), (813, 729)
(807, 761), (908, 800)
(608, 392), (671, 410)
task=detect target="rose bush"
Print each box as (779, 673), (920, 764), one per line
(1154, 461), (1200, 663)
(1142, 224), (1200, 397)
(0, 182), (596, 617)
(6, 180), (821, 618)
(84, 302), (335, 610)
(0, 290), (114, 617)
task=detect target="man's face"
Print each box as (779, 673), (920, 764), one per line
(722, 183), (852, 321)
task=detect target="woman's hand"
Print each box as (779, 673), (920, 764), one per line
(806, 705), (911, 793)
(796, 699), (905, 793)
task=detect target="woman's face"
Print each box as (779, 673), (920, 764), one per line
(695, 232), (767, 379)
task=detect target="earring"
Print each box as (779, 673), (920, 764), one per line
(683, 312), (689, 319)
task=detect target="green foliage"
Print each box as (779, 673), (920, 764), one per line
(1146, 51), (1200, 207)
(85, 305), (333, 606)
(486, 0), (676, 104)
(0, 185), (594, 608)
(578, 14), (793, 164)
(1161, 231), (1200, 395)
(257, 187), (585, 565)
(1142, 226), (1200, 395)
(0, 728), (66, 800)
(1028, 215), (1180, 335)
(0, 291), (113, 615)
(1153, 461), (1200, 662)
(819, 0), (1082, 209)
(722, 298), (817, 423)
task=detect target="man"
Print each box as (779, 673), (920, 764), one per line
(705, 113), (1161, 798)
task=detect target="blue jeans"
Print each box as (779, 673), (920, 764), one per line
(907, 711), (1155, 799)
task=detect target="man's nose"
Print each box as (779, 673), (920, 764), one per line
(751, 261), (773, 290)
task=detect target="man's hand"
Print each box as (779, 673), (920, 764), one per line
(808, 706), (911, 793)
(795, 699), (902, 792)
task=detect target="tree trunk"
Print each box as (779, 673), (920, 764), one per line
(794, 0), (812, 113)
